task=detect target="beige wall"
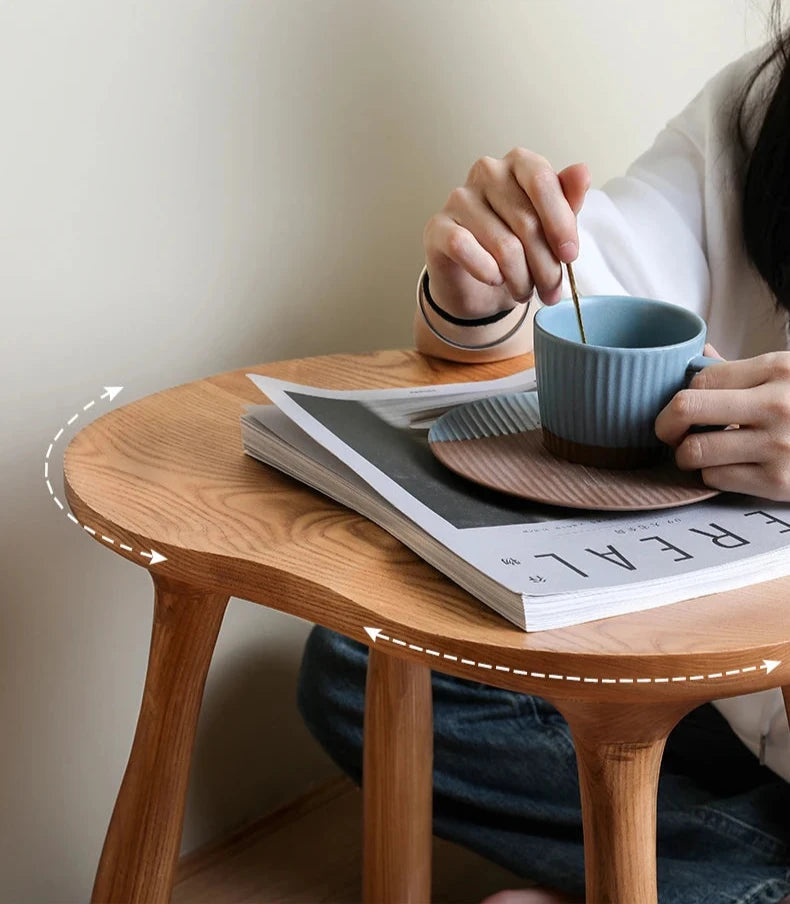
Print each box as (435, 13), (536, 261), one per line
(0, 1), (771, 900)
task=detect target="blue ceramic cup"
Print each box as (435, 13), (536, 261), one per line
(533, 296), (716, 469)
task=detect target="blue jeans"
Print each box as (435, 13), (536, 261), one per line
(297, 626), (790, 904)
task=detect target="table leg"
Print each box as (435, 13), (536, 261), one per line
(552, 699), (695, 904)
(362, 648), (433, 904)
(91, 574), (229, 904)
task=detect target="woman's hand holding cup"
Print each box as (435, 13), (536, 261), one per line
(656, 350), (790, 501)
(422, 149), (591, 319)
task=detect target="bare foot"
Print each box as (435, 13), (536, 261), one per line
(481, 889), (582, 904)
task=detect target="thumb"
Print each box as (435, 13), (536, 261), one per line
(704, 342), (725, 360)
(558, 163), (591, 215)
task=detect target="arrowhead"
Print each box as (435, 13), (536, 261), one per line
(103, 386), (124, 401)
(148, 550), (167, 565)
(363, 627), (382, 643)
(763, 659), (781, 674)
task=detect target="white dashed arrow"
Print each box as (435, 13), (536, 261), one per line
(364, 627), (780, 685)
(45, 385), (167, 567)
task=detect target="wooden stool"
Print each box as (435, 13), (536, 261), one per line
(64, 350), (790, 904)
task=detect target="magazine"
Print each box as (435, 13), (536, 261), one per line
(241, 369), (790, 631)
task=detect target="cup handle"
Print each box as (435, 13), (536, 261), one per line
(684, 354), (721, 385)
(684, 354), (724, 433)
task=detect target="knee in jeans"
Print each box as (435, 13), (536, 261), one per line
(296, 626), (368, 779)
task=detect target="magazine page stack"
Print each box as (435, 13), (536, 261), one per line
(241, 370), (790, 631)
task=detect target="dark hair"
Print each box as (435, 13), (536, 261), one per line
(738, 0), (790, 314)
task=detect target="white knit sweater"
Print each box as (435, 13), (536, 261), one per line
(568, 45), (790, 782)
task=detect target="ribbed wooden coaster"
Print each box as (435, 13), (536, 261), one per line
(428, 392), (718, 512)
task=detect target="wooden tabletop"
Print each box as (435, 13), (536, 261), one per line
(63, 349), (790, 702)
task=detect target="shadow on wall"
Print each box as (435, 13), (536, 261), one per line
(182, 604), (336, 851)
(229, 2), (454, 366)
(173, 3), (444, 838)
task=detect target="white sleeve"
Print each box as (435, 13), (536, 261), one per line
(571, 123), (710, 319)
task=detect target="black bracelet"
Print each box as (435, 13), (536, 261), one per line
(423, 270), (515, 326)
(417, 266), (530, 351)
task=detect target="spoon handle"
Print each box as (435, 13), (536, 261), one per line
(567, 261), (587, 344)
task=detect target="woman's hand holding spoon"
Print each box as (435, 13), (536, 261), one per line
(422, 148), (591, 320)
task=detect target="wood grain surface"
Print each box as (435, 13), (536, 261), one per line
(362, 649), (433, 904)
(555, 699), (696, 902)
(173, 776), (523, 904)
(66, 349), (790, 904)
(91, 575), (229, 904)
(63, 349), (790, 703)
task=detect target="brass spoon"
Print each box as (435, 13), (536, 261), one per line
(567, 261), (587, 344)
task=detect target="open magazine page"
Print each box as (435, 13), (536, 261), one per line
(246, 373), (790, 619)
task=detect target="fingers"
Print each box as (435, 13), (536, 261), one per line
(508, 149), (582, 263)
(425, 213), (504, 287)
(425, 148), (592, 314)
(661, 352), (790, 501)
(674, 426), (759, 471)
(700, 463), (770, 496)
(701, 462), (790, 501)
(690, 353), (790, 391)
(557, 162), (592, 215)
(445, 187), (533, 300)
(483, 170), (563, 304)
(702, 342), (724, 360)
(655, 388), (758, 446)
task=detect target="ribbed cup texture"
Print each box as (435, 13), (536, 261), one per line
(534, 317), (705, 459)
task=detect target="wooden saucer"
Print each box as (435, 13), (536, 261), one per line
(428, 392), (719, 511)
